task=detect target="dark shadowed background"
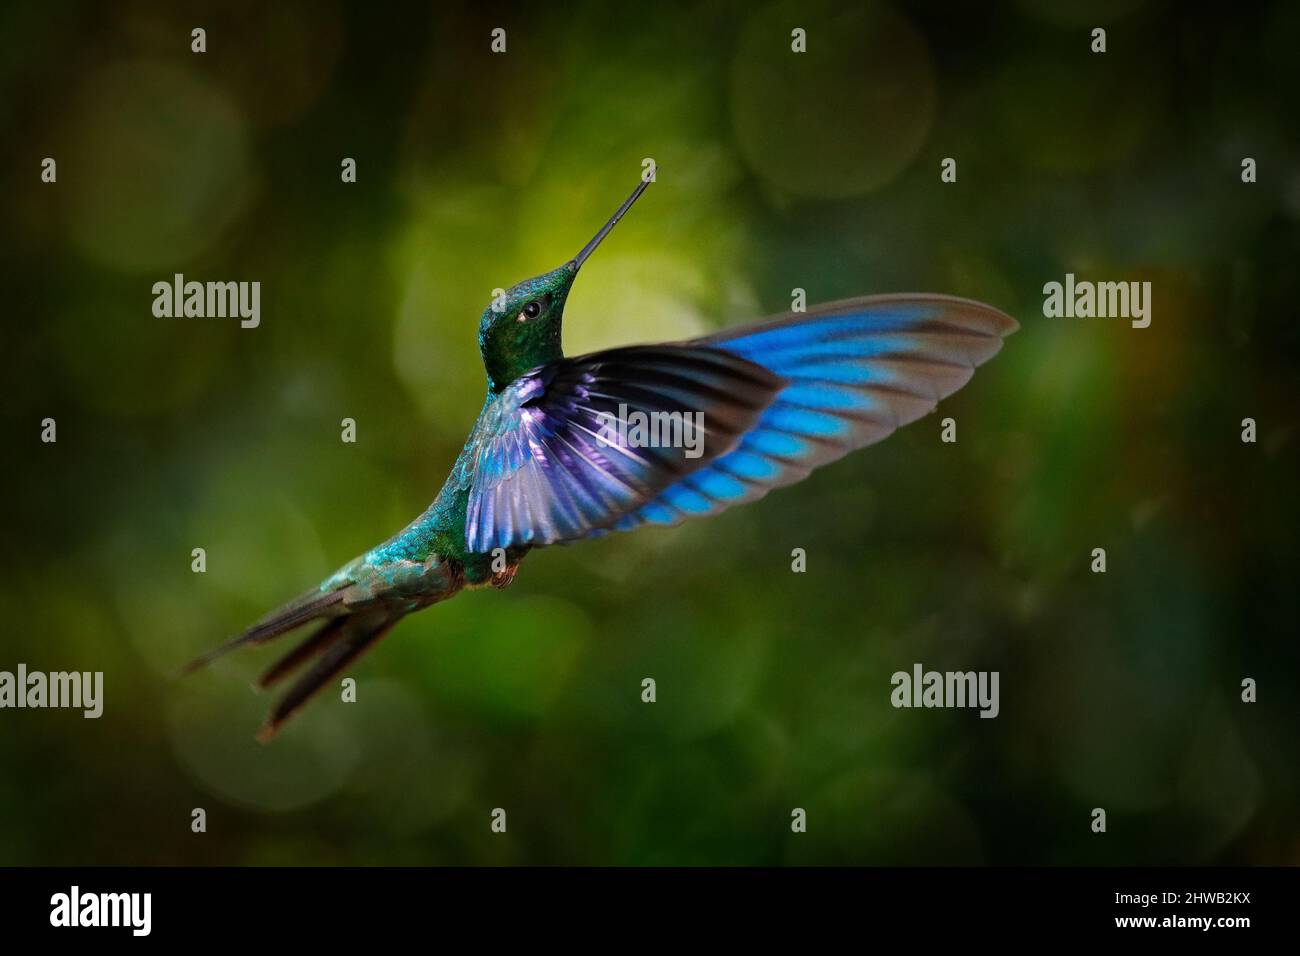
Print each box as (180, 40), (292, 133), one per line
(1, 0), (1297, 865)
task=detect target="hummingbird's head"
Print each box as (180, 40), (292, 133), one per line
(477, 263), (576, 392)
(478, 178), (651, 392)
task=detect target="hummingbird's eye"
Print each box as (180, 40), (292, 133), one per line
(519, 300), (543, 322)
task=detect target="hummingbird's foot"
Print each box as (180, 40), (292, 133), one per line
(490, 564), (519, 589)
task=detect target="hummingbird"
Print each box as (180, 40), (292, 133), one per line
(185, 178), (1018, 740)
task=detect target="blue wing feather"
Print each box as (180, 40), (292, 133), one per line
(610, 294), (1018, 532)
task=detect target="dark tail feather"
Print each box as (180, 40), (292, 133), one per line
(256, 617), (350, 689)
(256, 616), (395, 743)
(181, 587), (348, 675)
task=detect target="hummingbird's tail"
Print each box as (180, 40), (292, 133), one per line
(252, 612), (397, 742)
(182, 583), (402, 742)
(180, 586), (349, 675)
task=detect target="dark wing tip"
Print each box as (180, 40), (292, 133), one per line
(904, 293), (1019, 340)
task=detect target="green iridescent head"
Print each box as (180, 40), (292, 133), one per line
(478, 179), (651, 391)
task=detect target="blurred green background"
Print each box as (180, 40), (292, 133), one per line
(2, 0), (1297, 865)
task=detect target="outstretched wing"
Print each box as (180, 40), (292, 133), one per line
(464, 345), (785, 552)
(606, 293), (1018, 532)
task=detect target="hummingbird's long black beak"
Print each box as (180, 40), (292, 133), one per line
(569, 177), (651, 272)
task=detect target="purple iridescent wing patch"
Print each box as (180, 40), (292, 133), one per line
(464, 345), (784, 552)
